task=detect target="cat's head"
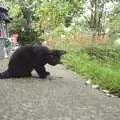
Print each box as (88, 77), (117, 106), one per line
(47, 50), (66, 66)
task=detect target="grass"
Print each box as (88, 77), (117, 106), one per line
(53, 41), (120, 95)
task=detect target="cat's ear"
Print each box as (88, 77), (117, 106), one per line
(59, 50), (66, 55)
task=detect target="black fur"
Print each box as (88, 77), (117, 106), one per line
(0, 44), (66, 79)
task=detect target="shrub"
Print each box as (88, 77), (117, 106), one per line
(81, 45), (120, 62)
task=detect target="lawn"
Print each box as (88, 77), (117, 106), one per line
(53, 41), (120, 96)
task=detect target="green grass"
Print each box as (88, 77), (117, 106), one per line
(54, 42), (120, 95)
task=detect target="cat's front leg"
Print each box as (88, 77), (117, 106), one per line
(34, 65), (49, 78)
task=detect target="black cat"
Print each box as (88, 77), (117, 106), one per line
(0, 44), (66, 79)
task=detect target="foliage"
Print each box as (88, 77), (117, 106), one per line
(34, 1), (73, 30)
(53, 41), (120, 95)
(4, 0), (43, 44)
(81, 45), (120, 62)
(83, 0), (111, 36)
(4, 0), (85, 43)
(5, 1), (22, 33)
(2, 0), (119, 43)
(108, 2), (120, 41)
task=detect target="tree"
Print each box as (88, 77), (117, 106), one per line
(108, 1), (120, 41)
(34, 0), (72, 30)
(64, 0), (85, 27)
(4, 0), (43, 44)
(83, 0), (112, 37)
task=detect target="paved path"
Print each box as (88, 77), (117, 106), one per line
(0, 59), (120, 120)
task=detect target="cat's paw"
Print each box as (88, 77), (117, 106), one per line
(39, 75), (47, 79)
(45, 72), (50, 76)
(39, 72), (50, 79)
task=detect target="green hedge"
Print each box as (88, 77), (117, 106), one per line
(81, 45), (120, 62)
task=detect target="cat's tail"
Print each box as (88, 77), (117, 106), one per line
(0, 69), (11, 79)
